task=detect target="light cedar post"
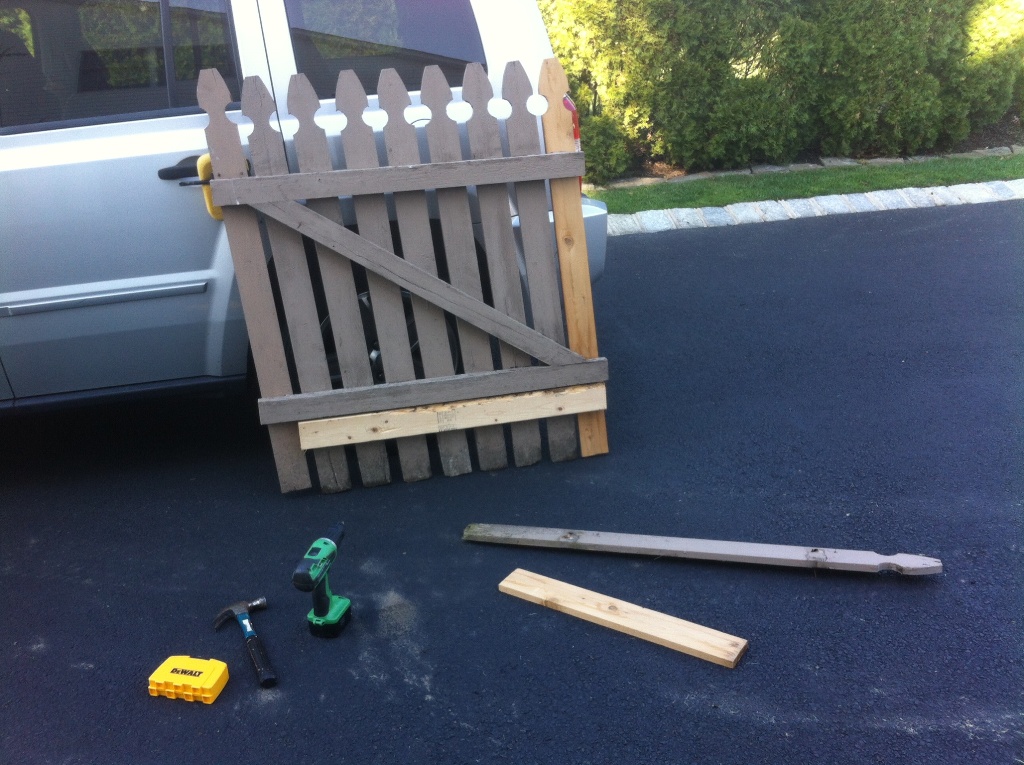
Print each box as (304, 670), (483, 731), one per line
(538, 58), (609, 457)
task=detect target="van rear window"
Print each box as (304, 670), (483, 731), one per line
(283, 0), (485, 97)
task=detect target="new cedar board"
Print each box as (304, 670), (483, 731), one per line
(499, 569), (748, 669)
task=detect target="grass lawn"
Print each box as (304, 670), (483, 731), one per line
(590, 154), (1024, 214)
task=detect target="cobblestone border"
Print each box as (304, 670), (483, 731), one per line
(607, 178), (1024, 237)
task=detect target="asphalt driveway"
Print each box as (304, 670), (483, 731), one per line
(2, 200), (1021, 764)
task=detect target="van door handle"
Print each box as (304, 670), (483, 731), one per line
(158, 155), (200, 180)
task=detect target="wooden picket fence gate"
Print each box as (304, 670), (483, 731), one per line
(198, 58), (608, 493)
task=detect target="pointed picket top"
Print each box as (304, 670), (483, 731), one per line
(241, 75), (288, 176)
(335, 69), (379, 169)
(420, 66), (462, 164)
(461, 62), (502, 160)
(376, 68), (420, 166)
(538, 58), (575, 154)
(502, 60), (542, 156)
(197, 68), (246, 179)
(288, 74), (332, 171)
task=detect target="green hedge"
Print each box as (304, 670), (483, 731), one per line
(540, 0), (1024, 178)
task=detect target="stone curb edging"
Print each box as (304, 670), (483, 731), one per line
(607, 179), (1024, 237)
(593, 145), (1024, 193)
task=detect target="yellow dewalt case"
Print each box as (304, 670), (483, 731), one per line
(148, 656), (229, 704)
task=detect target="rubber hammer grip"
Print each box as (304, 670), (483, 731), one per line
(245, 635), (277, 688)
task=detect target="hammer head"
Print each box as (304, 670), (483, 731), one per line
(214, 596), (268, 630)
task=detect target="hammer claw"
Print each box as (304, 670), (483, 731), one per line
(214, 596), (277, 688)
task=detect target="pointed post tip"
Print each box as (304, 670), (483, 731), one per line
(197, 68), (232, 112)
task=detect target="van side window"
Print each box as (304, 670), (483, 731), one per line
(0, 7), (61, 127)
(0, 0), (240, 132)
(283, 0), (485, 97)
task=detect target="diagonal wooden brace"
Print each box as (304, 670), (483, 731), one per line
(251, 200), (586, 367)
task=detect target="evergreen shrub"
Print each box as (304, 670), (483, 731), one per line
(579, 114), (632, 184)
(539, 0), (1024, 180)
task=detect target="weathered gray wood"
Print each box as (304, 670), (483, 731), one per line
(377, 68), (471, 476)
(538, 58), (609, 458)
(420, 65), (508, 471)
(210, 153), (584, 207)
(242, 76), (350, 492)
(502, 62), (577, 462)
(259, 357), (609, 425)
(336, 69), (432, 482)
(288, 74), (389, 486)
(198, 68), (311, 492)
(251, 200), (586, 368)
(222, 209), (312, 492)
(201, 63), (607, 492)
(462, 62), (542, 466)
(464, 525), (945, 575)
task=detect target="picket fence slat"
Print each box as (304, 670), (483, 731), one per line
(421, 65), (509, 471)
(461, 62), (543, 467)
(198, 59), (608, 493)
(336, 69), (433, 482)
(288, 74), (391, 486)
(502, 62), (577, 463)
(241, 76), (350, 492)
(198, 70), (312, 492)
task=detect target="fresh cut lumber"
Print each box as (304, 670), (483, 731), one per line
(498, 568), (748, 668)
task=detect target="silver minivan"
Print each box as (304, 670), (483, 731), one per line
(0, 0), (607, 410)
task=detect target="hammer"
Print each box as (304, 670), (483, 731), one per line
(214, 597), (277, 688)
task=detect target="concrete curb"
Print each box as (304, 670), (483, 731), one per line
(607, 179), (1024, 237)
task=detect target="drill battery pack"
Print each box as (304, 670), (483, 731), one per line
(149, 656), (229, 704)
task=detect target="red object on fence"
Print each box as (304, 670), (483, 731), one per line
(562, 93), (582, 189)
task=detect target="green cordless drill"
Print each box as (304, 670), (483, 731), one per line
(293, 523), (351, 638)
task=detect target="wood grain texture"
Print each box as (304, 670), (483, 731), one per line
(377, 68), (471, 476)
(498, 569), (748, 668)
(502, 61), (578, 462)
(288, 73), (389, 486)
(200, 62), (607, 491)
(298, 384), (606, 451)
(421, 65), (507, 470)
(538, 58), (608, 457)
(210, 154), (584, 206)
(242, 75), (349, 492)
(251, 200), (585, 368)
(198, 69), (311, 492)
(465, 525), (945, 575)
(336, 69), (432, 482)
(462, 62), (541, 466)
(259, 358), (609, 424)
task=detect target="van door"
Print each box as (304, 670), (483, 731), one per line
(0, 0), (274, 400)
